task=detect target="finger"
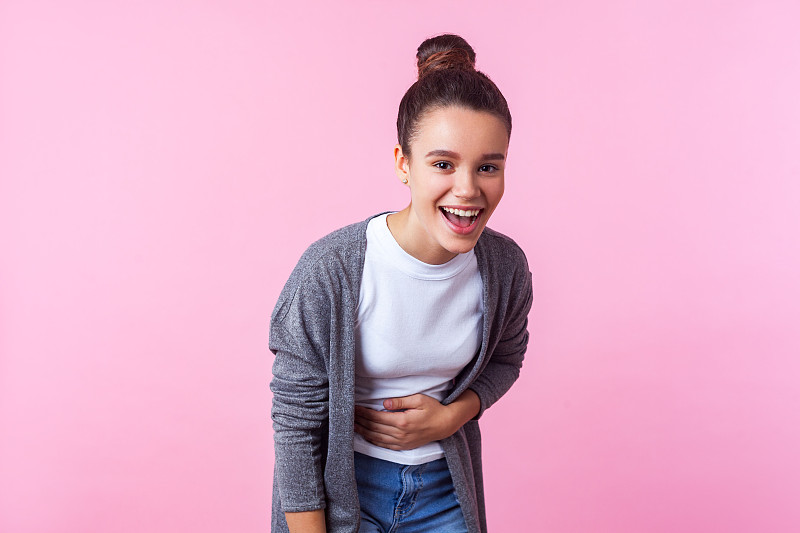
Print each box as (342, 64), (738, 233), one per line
(355, 408), (407, 426)
(384, 393), (426, 411)
(355, 421), (406, 446)
(354, 417), (406, 438)
(355, 423), (417, 450)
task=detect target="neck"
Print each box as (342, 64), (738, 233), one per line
(386, 207), (458, 265)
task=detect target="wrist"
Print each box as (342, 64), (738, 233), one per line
(285, 509), (325, 533)
(444, 389), (481, 436)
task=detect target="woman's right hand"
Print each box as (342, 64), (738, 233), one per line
(285, 509), (326, 532)
(354, 390), (481, 450)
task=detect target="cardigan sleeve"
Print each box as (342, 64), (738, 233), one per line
(469, 256), (533, 420)
(269, 270), (333, 513)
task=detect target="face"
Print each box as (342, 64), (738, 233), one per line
(393, 106), (508, 264)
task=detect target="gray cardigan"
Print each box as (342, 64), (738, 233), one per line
(269, 213), (533, 532)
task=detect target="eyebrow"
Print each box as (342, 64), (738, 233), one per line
(424, 149), (505, 161)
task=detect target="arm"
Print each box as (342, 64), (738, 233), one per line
(468, 266), (533, 419)
(355, 263), (533, 448)
(270, 290), (331, 518)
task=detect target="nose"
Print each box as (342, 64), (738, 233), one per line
(452, 169), (480, 200)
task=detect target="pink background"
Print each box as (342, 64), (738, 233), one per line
(2, 1), (799, 531)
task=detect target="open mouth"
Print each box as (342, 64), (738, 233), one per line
(440, 206), (482, 229)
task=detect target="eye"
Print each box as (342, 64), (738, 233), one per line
(433, 161), (453, 170)
(479, 164), (498, 173)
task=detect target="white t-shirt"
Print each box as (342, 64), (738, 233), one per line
(353, 213), (484, 464)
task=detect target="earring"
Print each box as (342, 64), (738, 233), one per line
(402, 178), (408, 184)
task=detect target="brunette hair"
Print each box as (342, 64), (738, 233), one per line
(396, 34), (512, 160)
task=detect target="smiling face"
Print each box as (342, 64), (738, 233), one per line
(389, 106), (509, 264)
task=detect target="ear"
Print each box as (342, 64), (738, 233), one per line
(393, 144), (410, 185)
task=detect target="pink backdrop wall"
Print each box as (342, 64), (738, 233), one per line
(2, 1), (799, 531)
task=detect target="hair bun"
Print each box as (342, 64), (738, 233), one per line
(416, 34), (476, 79)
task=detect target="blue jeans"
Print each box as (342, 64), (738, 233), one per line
(354, 452), (469, 533)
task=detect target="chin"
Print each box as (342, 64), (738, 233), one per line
(443, 235), (481, 255)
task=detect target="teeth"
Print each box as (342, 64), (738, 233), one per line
(442, 207), (480, 217)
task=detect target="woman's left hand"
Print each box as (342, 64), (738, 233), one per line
(353, 390), (480, 450)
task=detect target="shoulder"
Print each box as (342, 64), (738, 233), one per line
(477, 226), (530, 272)
(476, 227), (534, 319)
(271, 213), (385, 321)
(292, 212), (391, 274)
(300, 219), (368, 265)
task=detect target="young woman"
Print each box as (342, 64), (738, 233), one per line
(270, 34), (533, 533)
